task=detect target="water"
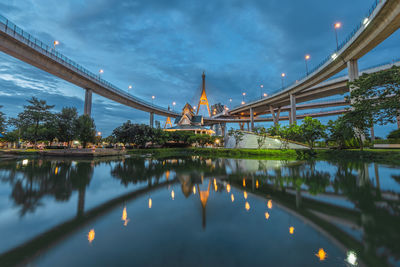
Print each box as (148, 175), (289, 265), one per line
(0, 155), (399, 266)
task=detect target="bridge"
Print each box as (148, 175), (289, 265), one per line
(0, 0), (399, 130)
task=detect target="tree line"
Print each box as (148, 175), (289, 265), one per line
(0, 97), (96, 147)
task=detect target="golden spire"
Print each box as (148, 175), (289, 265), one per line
(164, 117), (173, 128)
(196, 72), (211, 117)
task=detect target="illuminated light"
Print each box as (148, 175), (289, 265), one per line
(88, 229), (95, 243)
(256, 180), (259, 189)
(55, 167), (59, 175)
(264, 212), (270, 220)
(267, 200), (273, 209)
(214, 178), (217, 186)
(242, 92), (246, 96)
(165, 170), (170, 181)
(245, 202), (250, 211)
(193, 106), (196, 110)
(244, 191), (248, 199)
(289, 226), (295, 235)
(243, 179), (246, 187)
(331, 53), (338, 60)
(363, 17), (370, 26)
(226, 184), (231, 193)
(214, 184), (218, 191)
(241, 101), (245, 105)
(97, 131), (101, 136)
(22, 159), (29, 166)
(171, 190), (175, 200)
(281, 73), (286, 77)
(122, 206), (129, 226)
(263, 93), (267, 97)
(260, 84), (264, 88)
(99, 69), (104, 74)
(53, 40), (59, 46)
(305, 54), (310, 60)
(334, 22), (342, 29)
(152, 95), (155, 100)
(346, 251), (358, 266)
(148, 198), (152, 208)
(315, 248), (327, 261)
(231, 194), (234, 202)
(193, 186), (196, 195)
(128, 85), (132, 89)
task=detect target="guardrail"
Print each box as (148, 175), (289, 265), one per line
(0, 14), (178, 115)
(232, 0), (385, 110)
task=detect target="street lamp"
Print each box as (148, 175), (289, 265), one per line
(172, 101), (176, 111)
(281, 73), (286, 89)
(128, 85), (132, 93)
(260, 84), (264, 99)
(263, 93), (267, 97)
(97, 131), (101, 136)
(334, 22), (342, 51)
(53, 40), (59, 50)
(229, 98), (232, 109)
(151, 95), (155, 105)
(99, 69), (104, 79)
(304, 54), (310, 75)
(242, 92), (246, 104)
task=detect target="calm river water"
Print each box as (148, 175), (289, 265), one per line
(0, 155), (399, 266)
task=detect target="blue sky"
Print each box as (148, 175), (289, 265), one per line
(0, 0), (399, 137)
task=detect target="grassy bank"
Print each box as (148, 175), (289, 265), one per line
(128, 147), (400, 165)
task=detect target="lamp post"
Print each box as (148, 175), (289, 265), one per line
(172, 101), (176, 111)
(53, 40), (59, 50)
(334, 22), (341, 51)
(151, 95), (155, 105)
(281, 73), (286, 89)
(304, 55), (310, 75)
(99, 69), (104, 79)
(229, 98), (232, 109)
(260, 85), (264, 99)
(128, 85), (132, 93)
(242, 92), (246, 104)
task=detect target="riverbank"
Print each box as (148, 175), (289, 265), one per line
(0, 148), (126, 157)
(128, 148), (400, 165)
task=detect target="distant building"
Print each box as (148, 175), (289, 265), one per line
(164, 103), (214, 135)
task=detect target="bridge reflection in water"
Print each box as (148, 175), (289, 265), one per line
(0, 155), (399, 266)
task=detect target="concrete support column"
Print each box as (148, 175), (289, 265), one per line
(290, 94), (296, 124)
(370, 125), (375, 142)
(221, 123), (226, 137)
(150, 112), (154, 128)
(269, 106), (281, 126)
(246, 122), (250, 131)
(347, 59), (359, 83)
(250, 107), (254, 131)
(84, 89), (92, 116)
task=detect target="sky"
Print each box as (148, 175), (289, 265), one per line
(0, 0), (399, 137)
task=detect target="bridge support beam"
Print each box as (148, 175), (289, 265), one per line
(250, 107), (254, 131)
(348, 59), (359, 83)
(371, 125), (375, 142)
(289, 94), (296, 124)
(84, 89), (92, 116)
(150, 112), (154, 128)
(269, 106), (281, 126)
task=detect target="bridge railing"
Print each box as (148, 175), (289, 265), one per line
(0, 15), (178, 115)
(232, 0), (384, 110)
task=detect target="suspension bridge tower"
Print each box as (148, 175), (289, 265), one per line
(196, 72), (211, 117)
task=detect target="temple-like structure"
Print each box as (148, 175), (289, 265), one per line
(164, 103), (214, 134)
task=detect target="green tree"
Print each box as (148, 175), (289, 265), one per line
(0, 105), (6, 133)
(9, 97), (55, 144)
(387, 129), (400, 139)
(266, 124), (281, 136)
(326, 116), (355, 149)
(342, 109), (371, 151)
(56, 107), (78, 146)
(228, 128), (244, 148)
(254, 126), (267, 149)
(300, 117), (326, 149)
(280, 124), (302, 149)
(75, 115), (96, 148)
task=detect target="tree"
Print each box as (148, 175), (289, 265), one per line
(387, 129), (400, 139)
(228, 128), (244, 148)
(349, 65), (400, 126)
(300, 117), (326, 149)
(0, 105), (6, 133)
(254, 126), (267, 149)
(326, 116), (355, 149)
(280, 124), (302, 149)
(266, 124), (281, 136)
(343, 110), (371, 151)
(56, 107), (78, 146)
(75, 115), (96, 148)
(9, 97), (54, 144)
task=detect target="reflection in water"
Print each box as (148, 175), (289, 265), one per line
(315, 248), (327, 261)
(87, 229), (95, 244)
(1, 155), (400, 266)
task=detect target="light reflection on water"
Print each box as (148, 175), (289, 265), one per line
(0, 155), (399, 266)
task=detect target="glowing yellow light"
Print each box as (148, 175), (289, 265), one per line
(281, 73), (286, 77)
(267, 200), (273, 209)
(256, 180), (259, 189)
(214, 184), (218, 192)
(244, 191), (248, 199)
(245, 202), (250, 211)
(231, 194), (234, 202)
(148, 198), (152, 208)
(22, 159), (28, 166)
(171, 190), (175, 200)
(88, 229), (95, 243)
(289, 226), (295, 235)
(55, 167), (58, 175)
(214, 178), (217, 186)
(226, 184), (231, 193)
(193, 186), (196, 194)
(243, 179), (246, 187)
(315, 248), (327, 261)
(122, 206), (129, 226)
(99, 69), (104, 74)
(334, 22), (342, 29)
(305, 54), (310, 60)
(54, 40), (59, 46)
(265, 212), (270, 220)
(165, 170), (170, 181)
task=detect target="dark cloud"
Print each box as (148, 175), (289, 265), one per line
(0, 0), (398, 137)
